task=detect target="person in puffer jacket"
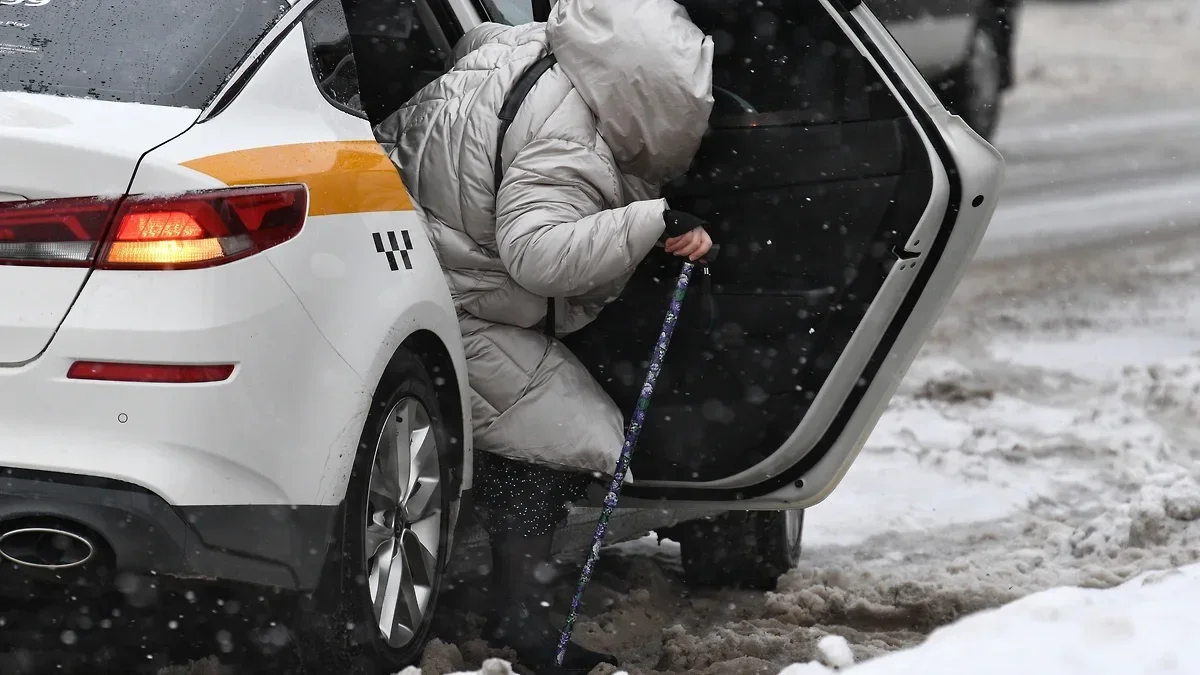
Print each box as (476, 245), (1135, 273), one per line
(375, 0), (714, 669)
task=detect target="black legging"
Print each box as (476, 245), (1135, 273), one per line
(471, 451), (592, 537)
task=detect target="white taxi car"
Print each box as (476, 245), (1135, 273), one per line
(0, 0), (1002, 669)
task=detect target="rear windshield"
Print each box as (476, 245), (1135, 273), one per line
(0, 0), (290, 108)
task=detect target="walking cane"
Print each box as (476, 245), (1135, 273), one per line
(554, 245), (719, 666)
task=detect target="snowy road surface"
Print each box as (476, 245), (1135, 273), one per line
(976, 0), (1200, 262)
(981, 97), (1200, 261)
(413, 226), (1200, 675)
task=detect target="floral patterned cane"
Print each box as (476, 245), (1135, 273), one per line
(555, 258), (706, 667)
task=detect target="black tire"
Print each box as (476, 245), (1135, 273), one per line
(299, 350), (455, 674)
(673, 509), (804, 591)
(937, 10), (1005, 141)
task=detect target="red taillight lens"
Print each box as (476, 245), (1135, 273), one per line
(67, 361), (235, 383)
(0, 197), (119, 267)
(100, 185), (308, 270)
(0, 185), (307, 270)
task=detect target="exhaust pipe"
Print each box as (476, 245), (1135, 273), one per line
(0, 526), (97, 570)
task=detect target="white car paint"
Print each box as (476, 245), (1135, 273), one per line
(0, 94), (200, 364)
(0, 11), (471, 509)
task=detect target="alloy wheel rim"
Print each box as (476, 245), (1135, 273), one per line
(365, 396), (442, 649)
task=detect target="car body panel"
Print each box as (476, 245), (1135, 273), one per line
(0, 94), (199, 365)
(0, 2), (473, 590)
(126, 22), (473, 506)
(0, 257), (362, 507)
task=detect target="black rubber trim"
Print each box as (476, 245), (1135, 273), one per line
(619, 4), (963, 502)
(205, 8), (305, 121)
(300, 11), (371, 121)
(0, 466), (339, 590)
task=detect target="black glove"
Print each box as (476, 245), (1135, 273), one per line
(663, 209), (710, 239)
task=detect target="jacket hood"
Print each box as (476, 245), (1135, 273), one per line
(547, 0), (714, 186)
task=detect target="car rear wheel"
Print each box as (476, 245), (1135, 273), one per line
(300, 350), (454, 673)
(673, 509), (803, 590)
(938, 11), (1005, 141)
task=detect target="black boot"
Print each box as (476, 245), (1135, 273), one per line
(486, 531), (618, 673)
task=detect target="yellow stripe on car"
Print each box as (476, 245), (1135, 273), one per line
(181, 141), (414, 216)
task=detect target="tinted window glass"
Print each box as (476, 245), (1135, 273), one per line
(344, 0), (447, 123)
(302, 0), (364, 115)
(680, 0), (901, 124)
(0, 0), (290, 108)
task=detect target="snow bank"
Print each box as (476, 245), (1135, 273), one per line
(777, 563), (1200, 675)
(407, 561), (1200, 675)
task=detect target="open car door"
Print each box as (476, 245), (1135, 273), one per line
(453, 0), (1003, 510)
(551, 0), (1004, 509)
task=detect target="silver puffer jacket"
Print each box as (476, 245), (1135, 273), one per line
(375, 0), (713, 477)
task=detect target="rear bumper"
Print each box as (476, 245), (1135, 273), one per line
(0, 467), (338, 590)
(0, 259), (368, 508)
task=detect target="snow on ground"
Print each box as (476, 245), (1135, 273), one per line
(420, 562), (1200, 675)
(1005, 0), (1200, 115)
(426, 559), (1200, 675)
(410, 232), (1200, 675)
(775, 564), (1200, 675)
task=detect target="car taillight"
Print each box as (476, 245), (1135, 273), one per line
(0, 197), (118, 267)
(0, 185), (307, 270)
(100, 185), (308, 270)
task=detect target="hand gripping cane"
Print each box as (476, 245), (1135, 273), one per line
(555, 245), (719, 666)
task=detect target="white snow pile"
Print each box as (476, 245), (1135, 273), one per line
(776, 564), (1200, 675)
(400, 563), (1200, 675)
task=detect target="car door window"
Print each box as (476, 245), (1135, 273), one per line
(340, 0), (449, 124)
(564, 0), (936, 486)
(302, 0), (365, 116)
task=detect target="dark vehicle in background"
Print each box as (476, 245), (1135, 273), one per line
(868, 0), (1022, 139)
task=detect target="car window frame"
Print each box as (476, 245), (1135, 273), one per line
(201, 0), (321, 123)
(300, 0), (369, 119)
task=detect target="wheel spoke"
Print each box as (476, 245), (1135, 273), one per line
(369, 538), (400, 635)
(364, 520), (392, 560)
(409, 423), (437, 490)
(396, 532), (425, 633)
(370, 430), (402, 511)
(409, 516), (440, 557)
(402, 528), (438, 588)
(404, 477), (442, 524)
(394, 399), (415, 499)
